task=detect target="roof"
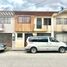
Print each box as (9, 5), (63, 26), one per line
(0, 11), (14, 16)
(53, 9), (67, 17)
(14, 11), (57, 16)
(0, 11), (58, 16)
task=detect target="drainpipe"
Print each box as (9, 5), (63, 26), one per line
(51, 13), (57, 38)
(51, 16), (54, 37)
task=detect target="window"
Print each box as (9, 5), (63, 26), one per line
(29, 38), (48, 42)
(64, 18), (67, 24)
(29, 38), (38, 42)
(18, 17), (22, 23)
(56, 18), (63, 24)
(17, 33), (22, 38)
(0, 17), (11, 24)
(18, 16), (31, 23)
(5, 17), (11, 24)
(56, 18), (67, 25)
(44, 18), (51, 25)
(39, 38), (48, 42)
(37, 18), (42, 29)
(49, 37), (59, 42)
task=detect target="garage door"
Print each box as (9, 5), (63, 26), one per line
(0, 33), (12, 47)
(56, 33), (67, 44)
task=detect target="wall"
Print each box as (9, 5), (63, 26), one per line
(15, 16), (34, 32)
(54, 12), (67, 32)
(34, 16), (52, 33)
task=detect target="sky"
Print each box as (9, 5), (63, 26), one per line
(0, 0), (67, 11)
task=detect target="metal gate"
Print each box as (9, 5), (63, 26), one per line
(0, 33), (12, 47)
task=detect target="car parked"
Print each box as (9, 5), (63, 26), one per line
(0, 43), (6, 52)
(25, 36), (67, 53)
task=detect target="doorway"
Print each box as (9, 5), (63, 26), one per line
(25, 33), (33, 47)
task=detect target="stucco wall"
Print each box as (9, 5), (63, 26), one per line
(4, 18), (15, 33)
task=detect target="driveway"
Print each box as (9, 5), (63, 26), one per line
(0, 51), (67, 67)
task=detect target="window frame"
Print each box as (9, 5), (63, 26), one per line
(56, 18), (63, 25)
(36, 18), (42, 29)
(43, 18), (51, 25)
(35, 17), (51, 29)
(18, 16), (31, 23)
(17, 33), (23, 38)
(29, 37), (48, 42)
(64, 18), (67, 24)
(0, 17), (11, 24)
(35, 17), (43, 29)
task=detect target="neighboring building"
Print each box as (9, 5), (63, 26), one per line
(13, 11), (56, 49)
(53, 9), (67, 44)
(0, 11), (14, 48)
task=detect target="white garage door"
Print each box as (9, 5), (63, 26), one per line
(56, 33), (67, 43)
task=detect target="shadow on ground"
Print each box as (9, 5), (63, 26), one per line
(25, 51), (61, 54)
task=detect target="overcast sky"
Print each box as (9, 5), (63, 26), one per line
(0, 0), (67, 11)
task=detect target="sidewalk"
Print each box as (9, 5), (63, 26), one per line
(6, 47), (25, 51)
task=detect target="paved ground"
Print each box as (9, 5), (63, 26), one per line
(0, 51), (67, 67)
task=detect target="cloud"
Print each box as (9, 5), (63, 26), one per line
(61, 0), (67, 4)
(0, 4), (13, 10)
(0, 0), (67, 11)
(7, 0), (26, 4)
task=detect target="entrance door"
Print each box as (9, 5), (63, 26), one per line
(25, 33), (33, 47)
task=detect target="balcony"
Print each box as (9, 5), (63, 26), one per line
(0, 24), (4, 31)
(15, 23), (34, 32)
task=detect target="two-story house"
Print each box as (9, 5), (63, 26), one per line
(13, 11), (55, 49)
(0, 10), (67, 50)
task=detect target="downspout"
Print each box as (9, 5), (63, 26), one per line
(51, 16), (54, 37)
(51, 13), (57, 37)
